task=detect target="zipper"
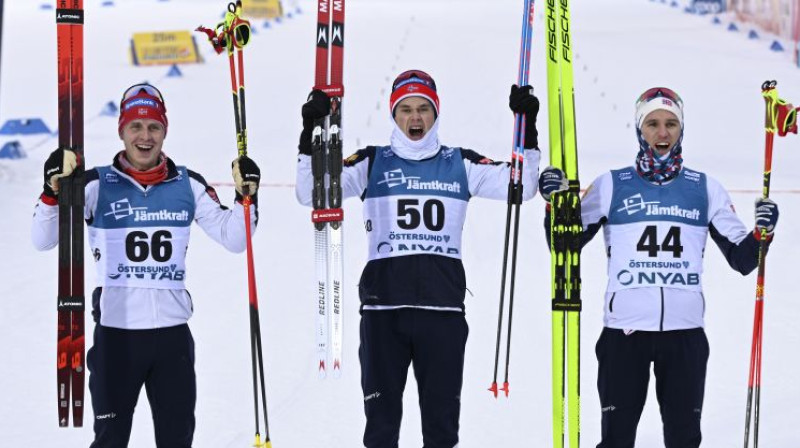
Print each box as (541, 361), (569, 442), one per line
(659, 287), (665, 332)
(609, 292), (616, 313)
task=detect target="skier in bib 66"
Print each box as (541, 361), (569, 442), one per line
(31, 84), (261, 447)
(539, 87), (780, 448)
(296, 70), (542, 448)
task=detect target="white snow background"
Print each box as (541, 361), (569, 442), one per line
(1, 0), (799, 446)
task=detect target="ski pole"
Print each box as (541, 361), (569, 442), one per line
(490, 0), (535, 399)
(743, 80), (797, 448)
(198, 4), (271, 447)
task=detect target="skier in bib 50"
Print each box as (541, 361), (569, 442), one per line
(539, 87), (780, 448)
(296, 70), (542, 448)
(32, 84), (261, 447)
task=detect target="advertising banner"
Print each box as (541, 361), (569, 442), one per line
(130, 31), (202, 66)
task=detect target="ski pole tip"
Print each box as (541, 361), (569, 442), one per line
(501, 381), (510, 397)
(253, 434), (265, 447)
(488, 382), (498, 398)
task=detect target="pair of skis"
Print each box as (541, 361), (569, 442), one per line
(545, 1), (582, 447)
(55, 0), (85, 429)
(743, 80), (798, 448)
(198, 3), (271, 447)
(311, 0), (345, 379)
(490, 0), (536, 399)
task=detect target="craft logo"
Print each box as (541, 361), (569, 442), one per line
(617, 171), (633, 181)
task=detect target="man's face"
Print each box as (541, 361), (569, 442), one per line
(393, 96), (436, 141)
(640, 109), (681, 156)
(120, 119), (166, 170)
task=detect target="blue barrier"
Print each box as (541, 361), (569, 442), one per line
(0, 141), (26, 159)
(0, 118), (51, 136)
(728, 23), (739, 32)
(166, 64), (183, 78)
(748, 30), (759, 39)
(770, 40), (784, 52)
(100, 101), (119, 117)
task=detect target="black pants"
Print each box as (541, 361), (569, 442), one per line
(360, 309), (468, 448)
(596, 328), (709, 448)
(87, 324), (196, 448)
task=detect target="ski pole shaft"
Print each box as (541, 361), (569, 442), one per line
(744, 80), (779, 448)
(490, 0), (535, 399)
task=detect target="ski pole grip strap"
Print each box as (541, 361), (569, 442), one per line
(552, 298), (582, 312)
(312, 208), (344, 223)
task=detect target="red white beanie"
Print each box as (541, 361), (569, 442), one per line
(635, 88), (684, 130)
(118, 86), (169, 136)
(389, 70), (440, 117)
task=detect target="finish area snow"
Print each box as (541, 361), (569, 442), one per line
(1, 0), (799, 446)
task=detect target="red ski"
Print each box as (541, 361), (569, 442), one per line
(55, 0), (85, 428)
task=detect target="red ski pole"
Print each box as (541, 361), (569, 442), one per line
(743, 80), (798, 448)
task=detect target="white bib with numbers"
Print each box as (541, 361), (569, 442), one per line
(605, 168), (709, 292)
(363, 146), (470, 261)
(89, 166), (195, 290)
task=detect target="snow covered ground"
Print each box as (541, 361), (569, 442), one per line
(1, 0), (799, 446)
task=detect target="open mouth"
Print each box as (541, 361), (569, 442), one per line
(654, 142), (670, 152)
(135, 144), (154, 153)
(408, 126), (425, 139)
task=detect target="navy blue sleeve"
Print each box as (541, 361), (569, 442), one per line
(709, 224), (768, 275)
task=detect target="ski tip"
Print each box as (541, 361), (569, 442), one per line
(501, 381), (510, 397)
(318, 361), (327, 379)
(332, 360), (342, 378)
(488, 382), (498, 398)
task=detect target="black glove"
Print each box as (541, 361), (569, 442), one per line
(298, 89), (331, 155)
(754, 197), (779, 236)
(509, 84), (539, 149)
(232, 155), (261, 201)
(43, 148), (78, 199)
(538, 166), (568, 201)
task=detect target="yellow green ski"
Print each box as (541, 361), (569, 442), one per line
(545, 1), (581, 447)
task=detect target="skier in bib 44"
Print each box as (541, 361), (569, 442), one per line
(32, 84), (261, 447)
(539, 87), (780, 448)
(296, 70), (542, 448)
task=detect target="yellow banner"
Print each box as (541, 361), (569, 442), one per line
(241, 0), (283, 19)
(130, 31), (202, 66)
